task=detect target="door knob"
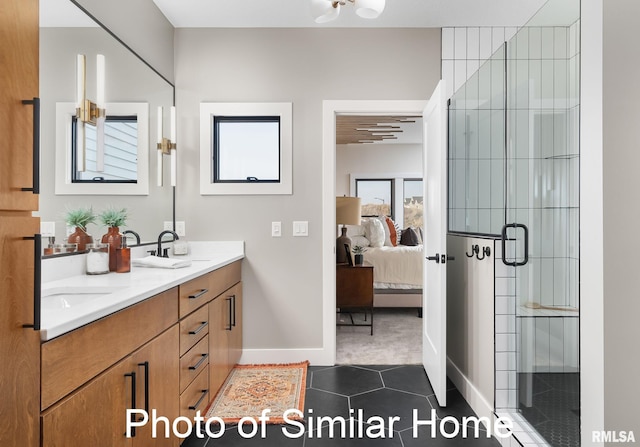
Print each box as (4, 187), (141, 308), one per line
(426, 254), (440, 263)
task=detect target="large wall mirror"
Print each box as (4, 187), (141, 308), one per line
(39, 0), (174, 250)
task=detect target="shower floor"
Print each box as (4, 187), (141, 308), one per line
(518, 372), (580, 447)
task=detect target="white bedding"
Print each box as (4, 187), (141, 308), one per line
(362, 245), (423, 287)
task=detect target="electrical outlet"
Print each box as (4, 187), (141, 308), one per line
(272, 221), (282, 237)
(175, 221), (186, 237)
(163, 221), (173, 231)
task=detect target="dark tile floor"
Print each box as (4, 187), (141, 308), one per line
(519, 373), (580, 447)
(182, 365), (502, 447)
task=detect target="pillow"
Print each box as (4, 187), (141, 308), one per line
(345, 224), (366, 237)
(350, 235), (370, 248)
(365, 218), (385, 247)
(385, 216), (398, 246)
(400, 227), (420, 246)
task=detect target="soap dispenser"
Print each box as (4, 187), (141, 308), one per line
(115, 237), (131, 273)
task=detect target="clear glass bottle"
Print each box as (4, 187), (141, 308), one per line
(86, 243), (109, 275)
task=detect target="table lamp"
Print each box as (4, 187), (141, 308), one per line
(336, 196), (361, 264)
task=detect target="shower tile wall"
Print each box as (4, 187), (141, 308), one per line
(442, 27), (518, 100)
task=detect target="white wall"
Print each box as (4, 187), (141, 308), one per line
(174, 28), (440, 358)
(336, 143), (422, 196)
(447, 235), (496, 421)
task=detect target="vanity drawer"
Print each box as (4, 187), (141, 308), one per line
(180, 305), (209, 356)
(180, 335), (209, 393)
(179, 274), (214, 318)
(180, 365), (210, 420)
(208, 260), (242, 302)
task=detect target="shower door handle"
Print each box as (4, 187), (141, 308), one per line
(501, 223), (529, 267)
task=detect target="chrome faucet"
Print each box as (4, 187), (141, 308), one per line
(157, 230), (179, 258)
(122, 230), (141, 245)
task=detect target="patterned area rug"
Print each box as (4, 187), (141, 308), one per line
(205, 361), (308, 424)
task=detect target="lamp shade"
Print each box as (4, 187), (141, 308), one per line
(336, 196), (361, 226)
(311, 0), (340, 23)
(355, 0), (385, 19)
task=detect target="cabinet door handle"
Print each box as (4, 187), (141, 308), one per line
(22, 234), (41, 331)
(124, 371), (137, 437)
(137, 362), (149, 417)
(231, 294), (236, 328)
(188, 353), (209, 371)
(189, 389), (209, 411)
(189, 321), (208, 335)
(226, 297), (232, 331)
(188, 288), (208, 300)
(21, 98), (40, 194)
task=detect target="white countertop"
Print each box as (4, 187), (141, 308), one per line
(40, 241), (244, 341)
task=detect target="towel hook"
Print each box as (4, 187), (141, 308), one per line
(466, 244), (479, 258)
(476, 246), (491, 261)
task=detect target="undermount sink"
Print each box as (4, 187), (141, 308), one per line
(41, 286), (125, 310)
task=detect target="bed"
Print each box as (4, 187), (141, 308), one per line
(346, 218), (423, 309)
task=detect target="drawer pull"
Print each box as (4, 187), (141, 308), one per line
(188, 288), (208, 300)
(124, 371), (137, 437)
(188, 353), (209, 371)
(189, 389), (209, 411)
(21, 97), (40, 194)
(189, 321), (208, 335)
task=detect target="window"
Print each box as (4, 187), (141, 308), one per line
(213, 116), (280, 183)
(403, 179), (423, 228)
(55, 102), (149, 196)
(72, 115), (138, 183)
(200, 102), (292, 195)
(355, 179), (393, 218)
(350, 173), (423, 228)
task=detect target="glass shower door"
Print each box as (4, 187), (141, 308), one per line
(505, 20), (581, 447)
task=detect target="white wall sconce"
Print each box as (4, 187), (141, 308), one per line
(76, 54), (106, 172)
(157, 105), (177, 187)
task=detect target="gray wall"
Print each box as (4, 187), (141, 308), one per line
(603, 0), (640, 437)
(39, 27), (174, 243)
(72, 0), (174, 83)
(174, 28), (440, 351)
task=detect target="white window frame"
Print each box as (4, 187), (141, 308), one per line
(55, 102), (150, 195)
(199, 102), (293, 195)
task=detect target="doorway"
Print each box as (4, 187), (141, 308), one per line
(320, 99), (427, 367)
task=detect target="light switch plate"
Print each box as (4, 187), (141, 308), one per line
(293, 221), (309, 237)
(41, 221), (55, 237)
(272, 221), (282, 237)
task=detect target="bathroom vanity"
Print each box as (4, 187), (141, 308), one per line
(38, 244), (243, 446)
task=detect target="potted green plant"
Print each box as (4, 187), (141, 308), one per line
(352, 245), (366, 266)
(99, 207), (128, 272)
(65, 206), (96, 251)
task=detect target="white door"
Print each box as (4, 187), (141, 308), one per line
(422, 80), (448, 407)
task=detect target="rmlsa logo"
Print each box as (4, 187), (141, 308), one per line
(592, 431), (636, 443)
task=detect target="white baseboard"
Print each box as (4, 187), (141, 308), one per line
(240, 348), (333, 366)
(447, 357), (494, 424)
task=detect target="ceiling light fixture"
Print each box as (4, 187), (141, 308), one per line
(310, 0), (385, 23)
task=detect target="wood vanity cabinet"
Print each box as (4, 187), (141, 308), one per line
(39, 259), (243, 446)
(0, 0), (41, 446)
(41, 289), (180, 447)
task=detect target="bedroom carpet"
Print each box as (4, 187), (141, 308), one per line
(336, 308), (422, 364)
